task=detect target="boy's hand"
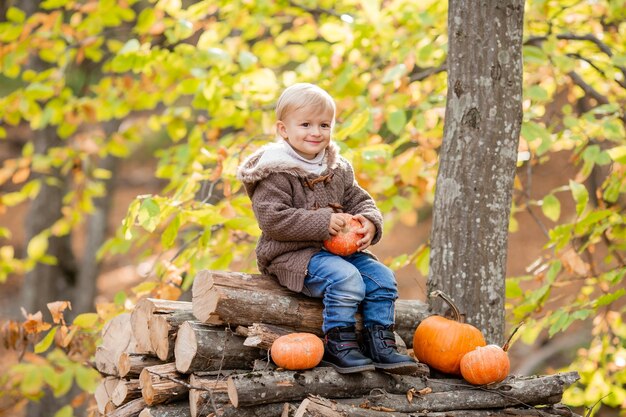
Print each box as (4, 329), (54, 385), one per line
(328, 213), (346, 235)
(353, 214), (376, 251)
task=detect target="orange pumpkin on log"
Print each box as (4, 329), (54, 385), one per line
(460, 344), (510, 384)
(270, 333), (324, 370)
(459, 321), (522, 385)
(412, 291), (486, 375)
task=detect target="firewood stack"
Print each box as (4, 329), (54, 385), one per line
(94, 270), (582, 417)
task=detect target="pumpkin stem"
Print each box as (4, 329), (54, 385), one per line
(429, 290), (462, 323)
(502, 321), (524, 352)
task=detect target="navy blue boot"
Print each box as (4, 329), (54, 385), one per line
(362, 325), (419, 375)
(321, 326), (375, 374)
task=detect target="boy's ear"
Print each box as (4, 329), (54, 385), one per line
(276, 121), (288, 139)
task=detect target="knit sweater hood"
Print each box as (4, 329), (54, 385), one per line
(237, 140), (383, 293)
(237, 139), (341, 196)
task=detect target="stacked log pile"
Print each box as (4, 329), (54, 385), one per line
(94, 270), (582, 417)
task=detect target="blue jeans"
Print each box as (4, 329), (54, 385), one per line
(303, 251), (398, 333)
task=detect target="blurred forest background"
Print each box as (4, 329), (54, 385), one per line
(0, 0), (624, 416)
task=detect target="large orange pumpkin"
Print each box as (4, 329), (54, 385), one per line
(323, 213), (363, 256)
(270, 333), (324, 370)
(412, 291), (486, 375)
(460, 344), (510, 385)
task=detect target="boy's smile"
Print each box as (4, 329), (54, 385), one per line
(277, 106), (334, 160)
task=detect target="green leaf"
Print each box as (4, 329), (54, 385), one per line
(7, 7), (26, 23)
(161, 214), (180, 249)
(541, 194), (560, 222)
(387, 110), (406, 135)
(72, 313), (99, 329)
(74, 366), (100, 393)
(21, 367), (44, 397)
(53, 405), (73, 417)
(569, 180), (588, 217)
(54, 369), (73, 397)
(594, 288), (626, 307)
(27, 232), (49, 259)
(138, 198), (161, 233)
(382, 64), (407, 84)
(34, 327), (58, 353)
(334, 111), (370, 140)
(414, 246), (429, 276)
(119, 38), (141, 54)
(607, 145), (626, 164)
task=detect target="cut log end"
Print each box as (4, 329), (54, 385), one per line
(174, 321), (198, 374)
(226, 377), (239, 408)
(151, 315), (172, 361)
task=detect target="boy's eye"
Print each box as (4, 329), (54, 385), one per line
(302, 123), (310, 127)
(322, 123), (330, 128)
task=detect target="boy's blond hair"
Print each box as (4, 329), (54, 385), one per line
(275, 83), (336, 123)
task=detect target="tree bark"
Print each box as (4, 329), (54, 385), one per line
(119, 353), (165, 378)
(295, 396), (582, 417)
(139, 402), (192, 417)
(332, 372), (579, 413)
(188, 374), (230, 417)
(428, 0), (525, 344)
(108, 397), (147, 417)
(131, 298), (193, 355)
(192, 270), (428, 347)
(140, 363), (189, 406)
(174, 321), (263, 374)
(226, 366), (434, 408)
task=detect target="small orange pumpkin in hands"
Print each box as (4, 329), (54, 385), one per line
(323, 213), (364, 256)
(270, 333), (324, 370)
(412, 291), (486, 375)
(460, 322), (523, 385)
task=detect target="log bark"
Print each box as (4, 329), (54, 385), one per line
(112, 378), (142, 407)
(332, 372), (580, 413)
(131, 298), (194, 354)
(119, 353), (165, 378)
(95, 376), (119, 414)
(150, 310), (197, 361)
(191, 270), (428, 347)
(217, 403), (298, 417)
(240, 323), (293, 350)
(174, 321), (263, 374)
(139, 402), (192, 417)
(140, 363), (189, 406)
(188, 374), (230, 417)
(227, 365), (431, 408)
(295, 396), (582, 417)
(107, 397), (147, 417)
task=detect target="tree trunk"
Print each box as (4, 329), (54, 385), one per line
(192, 270), (428, 347)
(112, 378), (142, 407)
(131, 298), (193, 355)
(139, 403), (192, 417)
(227, 366), (432, 408)
(428, 0), (525, 344)
(140, 363), (189, 406)
(332, 372), (578, 413)
(150, 309), (197, 361)
(188, 374), (230, 417)
(174, 321), (263, 374)
(119, 353), (165, 378)
(295, 396), (582, 417)
(108, 397), (147, 417)
(21, 125), (76, 319)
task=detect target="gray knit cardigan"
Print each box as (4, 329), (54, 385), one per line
(236, 141), (384, 292)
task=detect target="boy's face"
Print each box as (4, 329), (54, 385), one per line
(277, 105), (334, 160)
